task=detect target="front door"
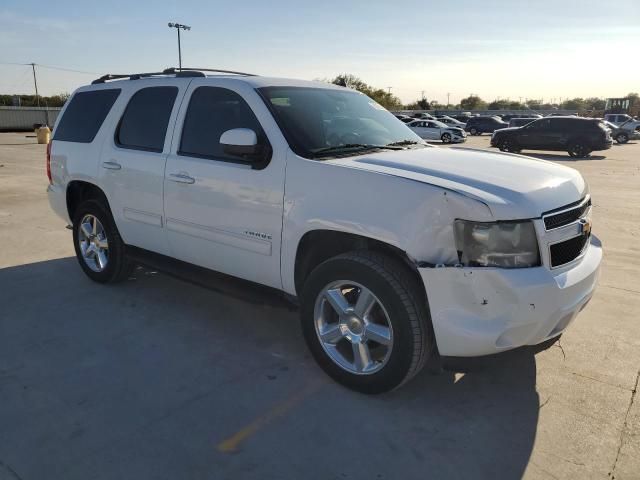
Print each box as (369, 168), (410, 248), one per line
(162, 80), (286, 289)
(424, 122), (441, 139)
(516, 118), (551, 149)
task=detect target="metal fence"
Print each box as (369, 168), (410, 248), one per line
(0, 106), (62, 131)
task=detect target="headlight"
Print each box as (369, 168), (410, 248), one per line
(453, 220), (540, 268)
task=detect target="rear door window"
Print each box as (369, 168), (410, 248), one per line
(116, 86), (178, 152)
(54, 89), (121, 143)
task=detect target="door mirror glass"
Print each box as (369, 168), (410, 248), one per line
(220, 128), (258, 156)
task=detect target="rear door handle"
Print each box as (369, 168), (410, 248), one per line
(168, 173), (195, 184)
(102, 161), (121, 170)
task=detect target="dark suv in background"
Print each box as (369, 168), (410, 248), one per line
(490, 117), (613, 158)
(465, 116), (509, 135)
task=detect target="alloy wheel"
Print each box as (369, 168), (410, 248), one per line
(78, 214), (109, 272)
(313, 281), (393, 375)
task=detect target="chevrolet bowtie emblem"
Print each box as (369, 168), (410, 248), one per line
(579, 218), (592, 236)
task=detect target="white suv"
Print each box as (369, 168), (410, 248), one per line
(47, 68), (602, 393)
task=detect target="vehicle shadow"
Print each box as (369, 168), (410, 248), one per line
(524, 152), (606, 161)
(0, 257), (539, 480)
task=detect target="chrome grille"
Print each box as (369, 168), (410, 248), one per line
(543, 198), (591, 230)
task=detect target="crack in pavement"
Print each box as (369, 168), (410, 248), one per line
(609, 369), (640, 478)
(0, 460), (22, 480)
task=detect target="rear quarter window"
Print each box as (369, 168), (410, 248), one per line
(54, 89), (121, 143)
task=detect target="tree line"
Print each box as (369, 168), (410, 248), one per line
(2, 76), (638, 113)
(329, 74), (638, 112)
(0, 94), (70, 107)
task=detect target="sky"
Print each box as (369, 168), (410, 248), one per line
(1, 0), (639, 104)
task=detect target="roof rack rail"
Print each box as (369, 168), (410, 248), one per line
(163, 67), (257, 77)
(91, 67), (256, 85)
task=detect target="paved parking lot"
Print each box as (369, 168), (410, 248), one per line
(1, 132), (638, 479)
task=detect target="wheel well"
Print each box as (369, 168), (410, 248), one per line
(66, 181), (110, 221)
(293, 230), (422, 296)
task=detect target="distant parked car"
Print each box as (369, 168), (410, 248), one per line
(394, 114), (414, 123)
(601, 120), (640, 144)
(465, 116), (509, 135)
(412, 112), (436, 120)
(490, 116), (613, 158)
(407, 120), (466, 143)
(509, 118), (536, 128)
(604, 114), (640, 130)
(436, 116), (466, 128)
(452, 114), (473, 123)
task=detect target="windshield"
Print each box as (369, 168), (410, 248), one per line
(258, 86), (424, 158)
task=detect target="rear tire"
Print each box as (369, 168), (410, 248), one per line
(72, 199), (133, 283)
(300, 251), (433, 394)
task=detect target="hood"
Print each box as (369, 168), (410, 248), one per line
(330, 147), (587, 220)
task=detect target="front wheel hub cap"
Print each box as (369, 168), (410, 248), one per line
(314, 281), (394, 375)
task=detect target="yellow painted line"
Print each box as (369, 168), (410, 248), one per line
(217, 380), (324, 453)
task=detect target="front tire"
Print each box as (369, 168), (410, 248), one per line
(568, 142), (589, 158)
(616, 132), (629, 144)
(300, 251), (433, 393)
(499, 138), (521, 153)
(469, 127), (479, 136)
(72, 199), (133, 283)
(441, 132), (452, 143)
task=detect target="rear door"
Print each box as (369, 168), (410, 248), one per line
(162, 79), (286, 289)
(99, 79), (191, 255)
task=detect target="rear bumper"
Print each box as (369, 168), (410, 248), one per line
(419, 236), (602, 357)
(47, 184), (70, 224)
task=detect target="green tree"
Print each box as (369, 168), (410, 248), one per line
(405, 98), (429, 110)
(330, 74), (402, 110)
(459, 95), (487, 111)
(0, 93), (69, 107)
(584, 97), (606, 110)
(561, 98), (586, 110)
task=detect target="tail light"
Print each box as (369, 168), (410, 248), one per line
(46, 141), (52, 184)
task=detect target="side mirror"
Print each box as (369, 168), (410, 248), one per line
(220, 128), (259, 156)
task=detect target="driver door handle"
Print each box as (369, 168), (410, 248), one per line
(102, 161), (121, 170)
(168, 173), (195, 184)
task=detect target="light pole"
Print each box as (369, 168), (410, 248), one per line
(168, 22), (191, 70)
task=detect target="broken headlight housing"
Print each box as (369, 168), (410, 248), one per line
(453, 220), (540, 268)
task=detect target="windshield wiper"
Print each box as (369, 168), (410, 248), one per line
(312, 143), (402, 157)
(386, 140), (421, 147)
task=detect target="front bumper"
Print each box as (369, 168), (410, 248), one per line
(419, 236), (602, 356)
